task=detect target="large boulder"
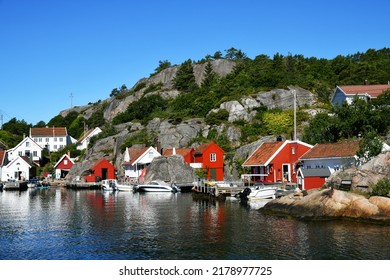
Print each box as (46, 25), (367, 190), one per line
(263, 189), (390, 222)
(143, 154), (196, 184)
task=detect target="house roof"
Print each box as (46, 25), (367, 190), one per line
(53, 154), (74, 169)
(300, 140), (360, 160)
(243, 141), (285, 166)
(123, 146), (150, 165)
(30, 127), (68, 137)
(299, 167), (332, 178)
(338, 84), (390, 98)
(194, 141), (224, 155)
(77, 127), (101, 144)
(163, 148), (193, 157)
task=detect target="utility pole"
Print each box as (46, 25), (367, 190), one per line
(293, 89), (297, 141)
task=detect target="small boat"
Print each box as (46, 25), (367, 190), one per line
(134, 180), (180, 192)
(237, 184), (276, 201)
(101, 179), (118, 192)
(116, 182), (134, 192)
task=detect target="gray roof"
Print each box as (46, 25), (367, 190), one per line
(300, 168), (331, 178)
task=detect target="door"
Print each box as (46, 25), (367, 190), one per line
(282, 164), (290, 182)
(210, 168), (217, 181)
(101, 168), (108, 180)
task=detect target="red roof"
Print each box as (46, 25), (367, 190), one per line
(243, 141), (284, 166)
(300, 140), (360, 159)
(123, 146), (149, 165)
(163, 148), (193, 157)
(339, 85), (390, 98)
(0, 150), (5, 166)
(30, 127), (68, 137)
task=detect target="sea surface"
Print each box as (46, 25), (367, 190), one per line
(1, 187), (390, 260)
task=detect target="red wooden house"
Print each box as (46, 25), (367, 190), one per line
(162, 148), (195, 165)
(53, 153), (74, 179)
(84, 159), (117, 182)
(242, 139), (313, 184)
(193, 142), (224, 181)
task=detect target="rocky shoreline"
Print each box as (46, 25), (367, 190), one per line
(262, 188), (390, 223)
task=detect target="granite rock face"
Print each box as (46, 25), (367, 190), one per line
(263, 189), (390, 222)
(143, 154), (196, 184)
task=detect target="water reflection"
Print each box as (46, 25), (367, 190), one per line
(1, 188), (390, 260)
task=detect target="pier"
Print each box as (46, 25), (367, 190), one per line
(192, 181), (246, 197)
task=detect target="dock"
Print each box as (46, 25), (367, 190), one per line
(192, 181), (246, 197)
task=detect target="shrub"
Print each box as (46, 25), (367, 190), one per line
(371, 178), (390, 197)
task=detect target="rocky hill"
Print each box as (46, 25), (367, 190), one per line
(63, 59), (319, 181)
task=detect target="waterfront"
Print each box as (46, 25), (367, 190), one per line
(1, 188), (390, 260)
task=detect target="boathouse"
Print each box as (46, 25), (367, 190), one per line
(192, 142), (224, 181)
(84, 159), (117, 182)
(53, 152), (75, 179)
(242, 139), (313, 184)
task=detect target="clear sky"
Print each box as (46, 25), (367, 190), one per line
(1, 0), (389, 125)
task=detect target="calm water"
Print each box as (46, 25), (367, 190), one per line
(1, 187), (390, 260)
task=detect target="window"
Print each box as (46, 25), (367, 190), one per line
(54, 137), (57, 142)
(33, 151), (38, 157)
(46, 138), (49, 142)
(18, 151), (22, 156)
(59, 137), (63, 142)
(25, 150), (31, 157)
(26, 142), (30, 147)
(210, 153), (216, 162)
(54, 145), (57, 150)
(64, 159), (68, 165)
(291, 147), (295, 155)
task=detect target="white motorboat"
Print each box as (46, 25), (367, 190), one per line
(101, 179), (118, 192)
(134, 180), (179, 192)
(101, 179), (133, 192)
(116, 183), (134, 192)
(238, 184), (276, 201)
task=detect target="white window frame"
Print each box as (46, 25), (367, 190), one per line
(210, 153), (216, 162)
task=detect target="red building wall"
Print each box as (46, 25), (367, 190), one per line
(84, 159), (117, 182)
(195, 142), (224, 181)
(303, 177), (326, 190)
(259, 142), (312, 183)
(56, 156), (73, 170)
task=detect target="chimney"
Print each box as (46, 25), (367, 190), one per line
(364, 80), (369, 85)
(67, 150), (71, 157)
(276, 136), (283, 142)
(172, 147), (176, 155)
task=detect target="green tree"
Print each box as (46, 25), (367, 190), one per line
(302, 113), (339, 144)
(371, 177), (390, 197)
(2, 118), (31, 136)
(153, 60), (172, 74)
(173, 59), (198, 92)
(356, 130), (383, 164)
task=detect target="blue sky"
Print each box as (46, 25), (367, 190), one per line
(1, 0), (389, 125)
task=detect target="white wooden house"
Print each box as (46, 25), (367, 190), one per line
(76, 127), (102, 150)
(6, 136), (43, 166)
(1, 155), (37, 181)
(122, 146), (161, 182)
(30, 127), (76, 152)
